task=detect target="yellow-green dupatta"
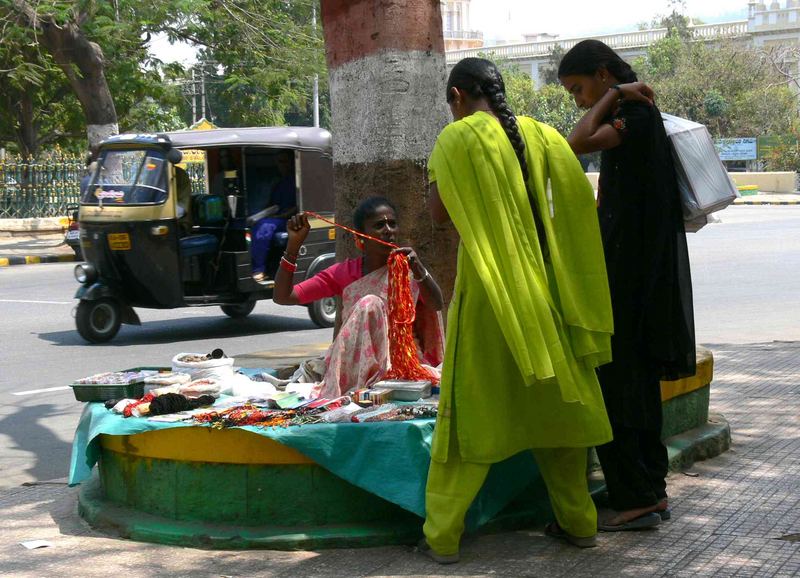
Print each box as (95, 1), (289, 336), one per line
(428, 112), (612, 404)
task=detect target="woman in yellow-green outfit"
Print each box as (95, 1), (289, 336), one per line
(420, 57), (615, 564)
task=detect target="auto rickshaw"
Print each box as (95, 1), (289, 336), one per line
(72, 127), (337, 343)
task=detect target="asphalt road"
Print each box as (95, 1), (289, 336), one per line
(0, 269), (332, 488)
(0, 205), (797, 488)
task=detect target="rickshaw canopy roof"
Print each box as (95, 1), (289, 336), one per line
(101, 127), (332, 154)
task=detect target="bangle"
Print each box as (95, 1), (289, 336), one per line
(610, 84), (622, 95)
(280, 256), (298, 273)
(283, 251), (298, 263)
(412, 268), (430, 283)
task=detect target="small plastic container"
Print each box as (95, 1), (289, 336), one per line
(69, 367), (167, 402)
(372, 380), (432, 401)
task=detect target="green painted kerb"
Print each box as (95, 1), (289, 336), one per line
(662, 385), (710, 439)
(98, 448), (420, 527)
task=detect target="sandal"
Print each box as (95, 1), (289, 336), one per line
(544, 522), (597, 548)
(598, 512), (661, 532)
(252, 272), (266, 283)
(656, 499), (672, 521)
(416, 538), (460, 564)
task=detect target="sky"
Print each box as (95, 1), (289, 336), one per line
(149, 0), (752, 65)
(470, 0), (750, 44)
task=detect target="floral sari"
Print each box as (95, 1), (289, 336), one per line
(315, 265), (444, 399)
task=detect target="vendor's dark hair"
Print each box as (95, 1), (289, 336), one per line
(353, 196), (397, 232)
(447, 57), (548, 257)
(558, 39), (638, 83)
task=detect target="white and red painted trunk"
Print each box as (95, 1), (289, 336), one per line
(321, 0), (458, 303)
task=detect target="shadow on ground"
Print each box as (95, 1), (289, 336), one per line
(37, 313), (321, 347)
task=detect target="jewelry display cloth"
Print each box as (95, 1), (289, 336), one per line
(69, 400), (540, 529)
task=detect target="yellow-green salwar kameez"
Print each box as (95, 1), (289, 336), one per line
(424, 112), (614, 555)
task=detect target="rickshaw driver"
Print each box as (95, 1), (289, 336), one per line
(250, 150), (297, 283)
(210, 148), (239, 196)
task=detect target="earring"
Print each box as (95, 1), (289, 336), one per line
(355, 238), (365, 250)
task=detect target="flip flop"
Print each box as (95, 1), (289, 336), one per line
(544, 522), (598, 548)
(598, 512), (661, 532)
(657, 506), (672, 521)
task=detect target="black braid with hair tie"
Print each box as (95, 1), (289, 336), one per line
(483, 79), (550, 260)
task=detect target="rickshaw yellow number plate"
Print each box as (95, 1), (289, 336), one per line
(108, 233), (131, 250)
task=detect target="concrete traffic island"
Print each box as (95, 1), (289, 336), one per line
(77, 346), (728, 550)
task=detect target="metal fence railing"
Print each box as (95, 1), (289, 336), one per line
(0, 155), (212, 219)
(0, 156), (83, 218)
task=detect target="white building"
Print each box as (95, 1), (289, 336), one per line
(441, 0), (483, 51)
(446, 1), (800, 86)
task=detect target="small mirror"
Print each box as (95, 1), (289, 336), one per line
(166, 148), (183, 164)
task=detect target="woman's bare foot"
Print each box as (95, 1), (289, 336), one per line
(655, 498), (671, 520)
(601, 502), (660, 527)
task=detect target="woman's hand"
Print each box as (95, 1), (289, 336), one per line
(286, 212), (311, 252)
(391, 247), (444, 311)
(391, 247), (426, 279)
(616, 82), (654, 105)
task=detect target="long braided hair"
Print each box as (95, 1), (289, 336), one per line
(447, 57), (549, 258)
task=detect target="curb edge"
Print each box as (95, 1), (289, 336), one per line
(0, 254), (76, 267)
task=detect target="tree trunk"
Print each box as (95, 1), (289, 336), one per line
(11, 0), (118, 152)
(320, 0), (459, 305)
(14, 90), (37, 158)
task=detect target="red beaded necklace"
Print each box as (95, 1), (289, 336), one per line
(305, 210), (438, 384)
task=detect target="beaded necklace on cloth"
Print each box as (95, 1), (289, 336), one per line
(304, 211), (438, 385)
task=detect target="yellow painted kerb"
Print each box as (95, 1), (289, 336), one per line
(100, 427), (314, 465)
(660, 346), (714, 402)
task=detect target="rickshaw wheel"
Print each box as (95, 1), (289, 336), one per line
(76, 298), (122, 343)
(221, 300), (256, 319)
(309, 296), (336, 328)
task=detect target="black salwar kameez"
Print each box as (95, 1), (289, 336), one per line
(595, 101), (696, 511)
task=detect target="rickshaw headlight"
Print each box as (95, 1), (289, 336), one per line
(74, 263), (97, 285)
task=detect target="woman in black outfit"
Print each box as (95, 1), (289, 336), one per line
(558, 40), (696, 531)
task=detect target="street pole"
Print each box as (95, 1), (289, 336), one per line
(201, 67), (206, 121)
(312, 4), (320, 127)
(191, 68), (197, 123)
(320, 0), (457, 303)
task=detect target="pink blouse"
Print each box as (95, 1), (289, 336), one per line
(293, 258), (363, 304)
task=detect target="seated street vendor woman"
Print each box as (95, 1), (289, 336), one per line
(273, 196), (445, 399)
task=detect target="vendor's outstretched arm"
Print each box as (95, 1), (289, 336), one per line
(273, 213), (310, 306)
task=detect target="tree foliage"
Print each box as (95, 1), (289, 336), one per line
(168, 1), (326, 128)
(635, 34), (798, 138)
(1, 1), (326, 156)
(502, 63), (581, 136)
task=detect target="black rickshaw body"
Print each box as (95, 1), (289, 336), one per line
(73, 127), (336, 343)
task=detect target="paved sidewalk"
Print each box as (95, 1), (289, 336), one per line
(0, 341), (798, 577)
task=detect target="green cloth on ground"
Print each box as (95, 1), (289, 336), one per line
(427, 112), (613, 463)
(68, 401), (541, 528)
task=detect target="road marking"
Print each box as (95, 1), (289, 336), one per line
(0, 299), (72, 305)
(12, 386), (70, 396)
